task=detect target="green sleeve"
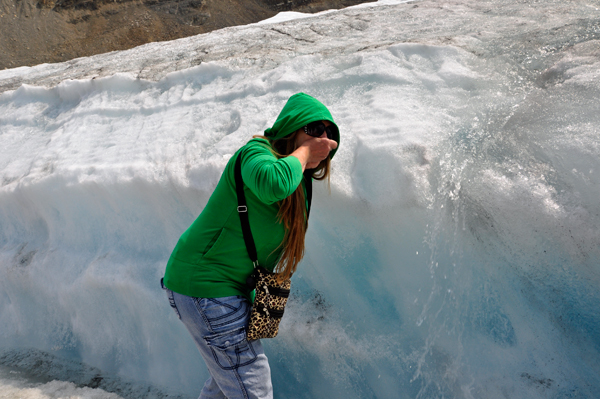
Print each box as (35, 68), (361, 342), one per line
(240, 140), (304, 205)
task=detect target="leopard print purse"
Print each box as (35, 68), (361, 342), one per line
(234, 152), (311, 340)
(245, 266), (291, 340)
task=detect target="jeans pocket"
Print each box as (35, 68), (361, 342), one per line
(195, 296), (249, 332)
(166, 289), (181, 320)
(204, 327), (258, 370)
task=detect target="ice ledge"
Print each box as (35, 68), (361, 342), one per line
(1, 0), (598, 94)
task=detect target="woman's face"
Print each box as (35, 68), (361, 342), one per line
(294, 120), (333, 148)
(294, 120), (333, 169)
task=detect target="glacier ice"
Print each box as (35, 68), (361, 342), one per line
(1, 0), (600, 398)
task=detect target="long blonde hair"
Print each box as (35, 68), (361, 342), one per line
(257, 131), (331, 282)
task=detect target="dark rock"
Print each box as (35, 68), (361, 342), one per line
(0, 0), (374, 69)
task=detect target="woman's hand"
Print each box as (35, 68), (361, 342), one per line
(290, 135), (338, 171)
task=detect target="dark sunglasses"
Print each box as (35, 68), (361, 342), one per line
(304, 121), (336, 140)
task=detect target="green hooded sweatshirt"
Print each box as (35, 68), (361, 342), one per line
(163, 93), (340, 300)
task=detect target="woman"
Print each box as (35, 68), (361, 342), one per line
(161, 92), (339, 398)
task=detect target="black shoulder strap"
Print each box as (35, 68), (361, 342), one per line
(235, 153), (258, 264)
(234, 152), (313, 265)
(304, 170), (312, 220)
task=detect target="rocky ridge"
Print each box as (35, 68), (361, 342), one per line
(0, 0), (372, 69)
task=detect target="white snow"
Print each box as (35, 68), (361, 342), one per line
(256, 0), (417, 25)
(0, 379), (123, 399)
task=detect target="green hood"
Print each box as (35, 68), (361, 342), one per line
(264, 92), (340, 158)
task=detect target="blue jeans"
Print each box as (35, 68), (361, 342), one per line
(162, 280), (273, 399)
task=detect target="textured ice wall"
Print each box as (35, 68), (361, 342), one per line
(1, 0), (600, 398)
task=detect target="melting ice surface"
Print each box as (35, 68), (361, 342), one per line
(1, 0), (600, 397)
(0, 363), (124, 399)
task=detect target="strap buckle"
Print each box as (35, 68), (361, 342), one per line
(237, 205), (248, 213)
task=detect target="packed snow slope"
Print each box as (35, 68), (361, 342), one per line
(1, 0), (600, 398)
